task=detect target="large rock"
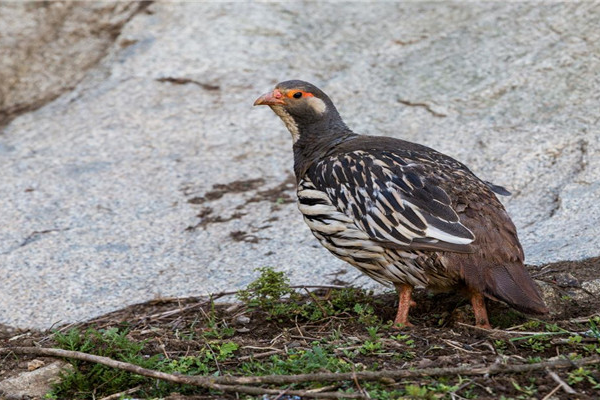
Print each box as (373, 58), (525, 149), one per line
(0, 1), (148, 127)
(0, 2), (598, 328)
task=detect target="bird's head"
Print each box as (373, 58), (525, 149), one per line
(254, 80), (346, 143)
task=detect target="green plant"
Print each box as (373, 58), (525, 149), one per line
(404, 384), (433, 399)
(511, 379), (538, 397)
(568, 367), (600, 388)
(521, 336), (551, 352)
(389, 333), (417, 360)
(164, 355), (211, 376)
(366, 326), (380, 342)
(163, 341), (239, 374)
(460, 383), (479, 399)
(521, 320), (541, 330)
(392, 333), (416, 348)
(329, 287), (375, 311)
(236, 268), (385, 325)
(361, 382), (405, 399)
(428, 381), (460, 396)
(237, 267), (302, 319)
(217, 341), (239, 359)
(544, 323), (563, 332)
(200, 299), (235, 339)
(238, 345), (353, 376)
(352, 302), (381, 326)
(583, 343), (600, 355)
(49, 327), (243, 399)
(494, 339), (508, 354)
(359, 340), (383, 355)
(587, 316), (600, 339)
(50, 328), (162, 399)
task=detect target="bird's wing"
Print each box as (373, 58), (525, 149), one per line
(483, 181), (511, 196)
(306, 150), (476, 253)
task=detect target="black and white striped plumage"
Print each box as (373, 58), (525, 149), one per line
(254, 80), (548, 328)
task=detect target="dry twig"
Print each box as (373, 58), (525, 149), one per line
(238, 349), (283, 361)
(98, 385), (141, 400)
(2, 346), (600, 392)
(546, 368), (576, 394)
(208, 355), (600, 385)
(0, 346), (363, 399)
(456, 322), (569, 338)
(541, 383), (563, 400)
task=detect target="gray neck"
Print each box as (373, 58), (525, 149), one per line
(292, 115), (356, 180)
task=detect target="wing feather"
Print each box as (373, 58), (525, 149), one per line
(308, 151), (475, 253)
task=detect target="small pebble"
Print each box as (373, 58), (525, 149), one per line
(27, 359), (45, 371)
(418, 358), (434, 368)
(554, 272), (580, 288)
(225, 303), (243, 313)
(436, 355), (455, 365)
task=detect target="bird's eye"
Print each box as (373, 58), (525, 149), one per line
(293, 92), (303, 99)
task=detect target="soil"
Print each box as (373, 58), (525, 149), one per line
(1, 258), (599, 399)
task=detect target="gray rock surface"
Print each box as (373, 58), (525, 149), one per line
(0, 2), (599, 328)
(0, 1), (147, 127)
(0, 361), (71, 399)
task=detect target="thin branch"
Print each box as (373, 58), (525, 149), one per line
(0, 346), (363, 399)
(3, 346), (600, 388)
(208, 356), (600, 385)
(456, 322), (572, 338)
(546, 368), (576, 394)
(441, 339), (481, 354)
(541, 383), (562, 400)
(567, 313), (600, 324)
(238, 349), (283, 361)
(290, 334), (321, 342)
(290, 285), (350, 290)
(98, 385), (141, 400)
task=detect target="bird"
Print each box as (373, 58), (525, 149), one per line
(253, 80), (548, 328)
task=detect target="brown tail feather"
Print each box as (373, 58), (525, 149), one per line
(464, 263), (548, 315)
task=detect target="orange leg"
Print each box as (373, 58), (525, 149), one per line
(393, 283), (416, 327)
(470, 291), (492, 329)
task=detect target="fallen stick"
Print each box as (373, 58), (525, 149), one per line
(98, 385), (141, 400)
(210, 355), (600, 385)
(1, 347), (599, 397)
(0, 346), (362, 399)
(545, 368), (576, 395)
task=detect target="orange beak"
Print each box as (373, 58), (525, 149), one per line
(254, 89), (285, 106)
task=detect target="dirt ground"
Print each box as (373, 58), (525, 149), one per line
(1, 258), (599, 399)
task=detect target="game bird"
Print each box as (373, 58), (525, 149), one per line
(253, 80), (548, 328)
